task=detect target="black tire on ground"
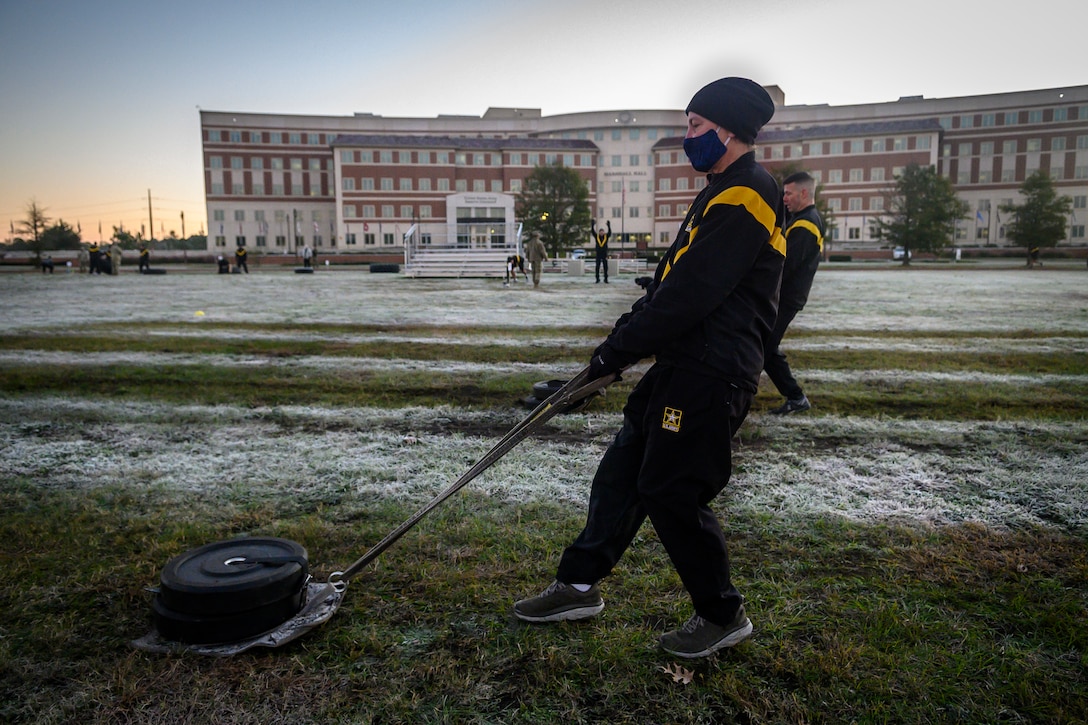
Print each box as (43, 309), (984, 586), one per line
(152, 587), (306, 644)
(141, 268), (167, 275)
(369, 263), (400, 273)
(294, 267), (314, 274)
(157, 537), (308, 617)
(532, 380), (567, 400)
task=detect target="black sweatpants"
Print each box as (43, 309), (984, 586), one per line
(556, 364), (752, 625)
(595, 253), (608, 282)
(763, 304), (804, 401)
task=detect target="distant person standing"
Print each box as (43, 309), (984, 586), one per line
(525, 231), (547, 288)
(110, 243), (122, 275)
(88, 242), (102, 275)
(766, 171), (824, 415)
(138, 242), (150, 273)
(78, 245), (89, 273)
(591, 219), (611, 283)
(302, 244), (313, 268)
(235, 245), (249, 273)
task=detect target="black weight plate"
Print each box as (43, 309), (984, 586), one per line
(294, 267), (314, 274)
(152, 587), (306, 644)
(158, 537), (307, 616)
(532, 379), (567, 400)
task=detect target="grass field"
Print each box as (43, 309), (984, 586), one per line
(2, 264), (1086, 724)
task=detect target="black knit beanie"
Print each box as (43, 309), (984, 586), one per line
(685, 77), (775, 144)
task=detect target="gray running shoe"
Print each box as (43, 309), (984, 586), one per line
(513, 581), (604, 623)
(770, 395), (811, 415)
(659, 606), (753, 658)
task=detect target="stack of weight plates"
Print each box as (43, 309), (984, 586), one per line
(152, 537), (309, 645)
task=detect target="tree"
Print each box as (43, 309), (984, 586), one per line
(40, 220), (83, 250)
(1000, 171), (1073, 266)
(111, 226), (142, 249)
(17, 200), (51, 249)
(875, 164), (968, 266)
(516, 163), (592, 258)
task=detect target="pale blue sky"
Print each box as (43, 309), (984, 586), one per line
(2, 0), (1084, 240)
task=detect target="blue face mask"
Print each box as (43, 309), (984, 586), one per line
(683, 128), (729, 172)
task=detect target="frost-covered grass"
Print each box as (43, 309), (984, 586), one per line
(1, 267), (1087, 724)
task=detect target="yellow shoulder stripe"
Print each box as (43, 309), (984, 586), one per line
(785, 219), (824, 252)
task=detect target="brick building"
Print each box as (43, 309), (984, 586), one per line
(200, 84), (1088, 259)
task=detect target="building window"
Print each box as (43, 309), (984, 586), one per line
(455, 180), (467, 192)
(382, 205), (394, 217)
(1028, 110), (1043, 123)
(383, 233), (394, 245)
(291, 158), (303, 170)
(210, 156), (222, 169)
(364, 233), (375, 245)
(612, 155), (622, 167)
(677, 177), (689, 191)
(871, 139), (885, 152)
(957, 171), (970, 184)
(893, 137), (907, 151)
(231, 157), (243, 169)
(659, 204), (670, 216)
(420, 205), (432, 218)
(235, 236), (246, 246)
(272, 158), (284, 170)
(1003, 140), (1018, 154)
(1052, 138), (1067, 151)
(848, 227), (861, 240)
(275, 235), (286, 247)
(234, 210), (245, 221)
(473, 180), (485, 192)
(1072, 225), (1085, 239)
(418, 178), (431, 191)
(979, 170), (993, 183)
(1004, 111), (1019, 125)
(215, 235), (226, 247)
(980, 141), (994, 155)
(400, 205), (413, 217)
(1073, 195), (1086, 209)
(213, 210), (225, 221)
(380, 178), (393, 190)
(848, 198), (862, 211)
(1026, 138), (1042, 152)
(345, 233), (356, 245)
(399, 178), (412, 191)
(958, 142), (973, 156)
(870, 197), (884, 211)
(270, 133), (282, 144)
(230, 131), (242, 143)
(828, 170), (842, 183)
(381, 151), (393, 163)
(255, 236), (267, 247)
(289, 133), (301, 144)
(659, 178), (671, 191)
(343, 203), (355, 217)
(849, 169), (864, 182)
(871, 167), (885, 182)
(437, 179), (450, 191)
(960, 115), (974, 128)
(917, 136), (931, 149)
(981, 113), (995, 127)
(629, 155), (639, 166)
(252, 183), (264, 195)
(343, 178), (355, 191)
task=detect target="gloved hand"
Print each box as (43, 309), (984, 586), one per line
(589, 342), (625, 381)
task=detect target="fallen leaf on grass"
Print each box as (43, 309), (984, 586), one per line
(660, 662), (695, 685)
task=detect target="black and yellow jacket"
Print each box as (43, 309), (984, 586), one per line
(602, 151), (785, 392)
(780, 204), (824, 311)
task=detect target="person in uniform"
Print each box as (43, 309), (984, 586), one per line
(591, 219), (611, 283)
(525, 231), (548, 288)
(235, 245), (249, 273)
(765, 171), (824, 414)
(514, 77), (784, 658)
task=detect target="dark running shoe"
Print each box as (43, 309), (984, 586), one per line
(513, 581), (604, 622)
(660, 605), (753, 658)
(770, 395), (811, 415)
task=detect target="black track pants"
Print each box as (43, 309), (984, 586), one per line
(556, 364), (752, 625)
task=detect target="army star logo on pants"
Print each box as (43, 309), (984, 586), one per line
(662, 407), (682, 433)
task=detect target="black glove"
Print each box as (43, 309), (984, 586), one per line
(589, 342), (625, 380)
